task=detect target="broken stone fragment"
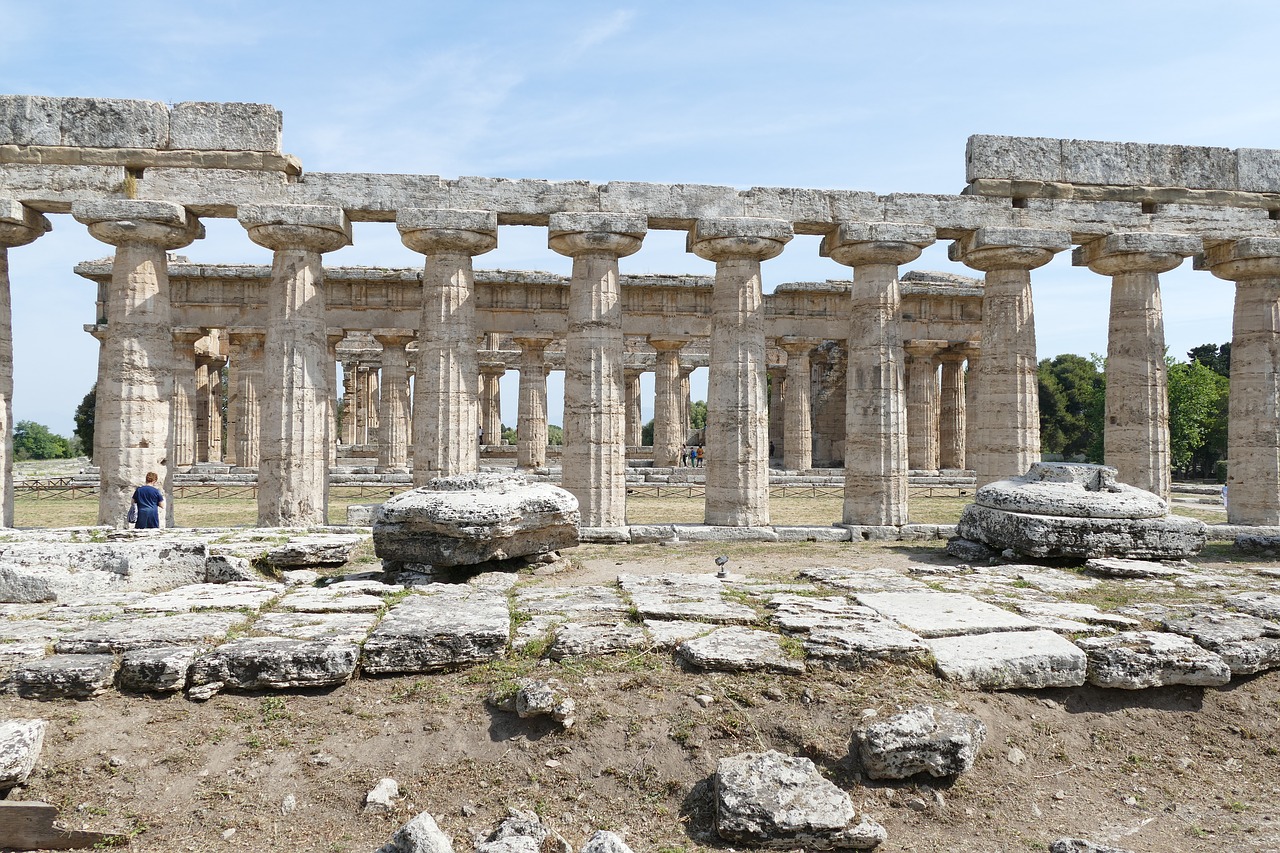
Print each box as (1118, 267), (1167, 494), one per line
(117, 645), (198, 693)
(853, 705), (986, 780)
(1076, 631), (1232, 689)
(262, 534), (364, 568)
(188, 637), (359, 691)
(1050, 840), (1136, 853)
(487, 678), (575, 727)
(715, 749), (886, 849)
(205, 554), (258, 583)
(364, 777), (400, 814)
(14, 654), (117, 700)
(579, 831), (634, 853)
(475, 808), (572, 853)
(373, 810), (455, 853)
(0, 719), (46, 789)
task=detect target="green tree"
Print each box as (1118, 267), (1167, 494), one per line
(501, 424), (517, 444)
(73, 385), (95, 460)
(1188, 342), (1231, 377)
(547, 424), (564, 445)
(14, 420), (71, 460)
(1037, 354), (1105, 462)
(641, 418), (654, 446)
(1168, 357), (1229, 476)
(689, 400), (708, 430)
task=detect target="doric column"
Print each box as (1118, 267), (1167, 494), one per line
(779, 337), (820, 471)
(374, 330), (414, 473)
(679, 366), (694, 439)
(1076, 233), (1199, 500)
(83, 324), (107, 466)
(938, 349), (968, 471)
(1204, 238), (1280, 524)
(550, 213), (646, 527)
(962, 343), (980, 471)
(649, 337), (691, 467)
(951, 227), (1071, 487)
(227, 329), (265, 469)
(398, 209), (496, 484)
(624, 368), (643, 449)
(821, 222), (935, 526)
(170, 329), (203, 472)
(0, 201), (49, 527)
(904, 341), (945, 472)
(195, 352), (226, 463)
(689, 217), (793, 526)
(239, 204), (351, 527)
(480, 362), (505, 447)
(341, 363), (358, 446)
(326, 330), (344, 468)
(73, 200), (203, 527)
(513, 332), (553, 470)
(767, 364), (786, 462)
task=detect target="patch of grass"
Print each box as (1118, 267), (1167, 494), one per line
(260, 695), (290, 723)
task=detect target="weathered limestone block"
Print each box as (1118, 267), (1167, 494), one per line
(928, 630), (1087, 689)
(0, 95), (62, 146)
(14, 654), (117, 700)
(205, 554), (259, 583)
(60, 97), (170, 149)
(855, 591), (1033, 638)
(973, 462), (1165, 518)
(579, 832), (634, 853)
(169, 102), (281, 152)
(374, 810), (456, 853)
(125, 581), (281, 613)
(261, 534), (363, 568)
(374, 473), (579, 567)
(619, 573), (757, 623)
(189, 637), (360, 693)
(549, 622), (646, 659)
(488, 677), (576, 727)
(1227, 591), (1280, 620)
(852, 705), (986, 780)
(767, 594), (930, 667)
(1076, 631), (1232, 689)
(676, 627), (805, 674)
(1162, 609), (1280, 675)
(253, 611), (380, 643)
(55, 611), (249, 654)
(117, 646), (198, 693)
(0, 719), (45, 789)
(361, 586), (509, 673)
(0, 540), (208, 603)
(1049, 841), (1136, 853)
(475, 808), (572, 853)
(1083, 557), (1187, 579)
(715, 750), (886, 849)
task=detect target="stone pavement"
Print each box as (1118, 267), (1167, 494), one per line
(1, 528), (1279, 701)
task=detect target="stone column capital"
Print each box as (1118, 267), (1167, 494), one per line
(327, 328), (346, 348)
(948, 227), (1070, 272)
(1201, 237), (1280, 281)
(0, 199), (50, 248)
(372, 328), (416, 348)
(84, 323), (107, 342)
(513, 331), (555, 352)
(73, 200), (203, 249)
(778, 335), (823, 356)
(479, 361), (507, 377)
(239, 204), (351, 254)
(548, 212), (646, 258)
(648, 335), (692, 352)
(172, 326), (205, 346)
(904, 339), (949, 360)
(937, 345), (971, 365)
(398, 208), (498, 256)
(228, 328), (267, 349)
(1073, 232), (1200, 276)
(821, 221), (935, 267)
(688, 217), (792, 263)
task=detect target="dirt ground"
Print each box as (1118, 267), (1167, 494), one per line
(4, 541), (1279, 853)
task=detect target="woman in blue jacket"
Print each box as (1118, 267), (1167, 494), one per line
(131, 471), (165, 529)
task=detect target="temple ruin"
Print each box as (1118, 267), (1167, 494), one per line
(2, 96), (1279, 529)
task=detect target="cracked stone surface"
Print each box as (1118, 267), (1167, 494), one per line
(619, 573), (757, 624)
(362, 586), (510, 674)
(1161, 609), (1280, 675)
(1076, 631), (1233, 688)
(54, 611), (251, 654)
(856, 591), (1034, 638)
(928, 630), (1088, 689)
(676, 627), (805, 674)
(853, 705), (986, 780)
(190, 637), (361, 692)
(14, 654), (118, 700)
(0, 718), (45, 789)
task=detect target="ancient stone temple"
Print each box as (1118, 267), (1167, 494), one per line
(3, 96), (1280, 528)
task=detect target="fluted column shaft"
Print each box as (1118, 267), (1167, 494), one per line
(905, 343), (943, 472)
(228, 330), (265, 469)
(780, 338), (819, 471)
(399, 209), (497, 484)
(938, 353), (967, 471)
(1077, 233), (1198, 501)
(171, 331), (202, 471)
(240, 205), (351, 526)
(550, 213), (646, 528)
(514, 334), (553, 470)
(963, 348), (980, 470)
(952, 227), (1070, 487)
(649, 339), (689, 467)
(823, 223), (935, 526)
(374, 331), (413, 472)
(0, 203), (46, 526)
(624, 369), (643, 449)
(679, 368), (693, 439)
(1205, 238), (1280, 524)
(75, 201), (203, 527)
(767, 366), (785, 461)
(690, 218), (792, 527)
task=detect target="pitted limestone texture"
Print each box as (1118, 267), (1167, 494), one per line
(373, 473), (579, 568)
(1076, 631), (1232, 689)
(189, 637), (360, 693)
(549, 623), (647, 660)
(715, 750), (886, 849)
(118, 646), (199, 693)
(14, 654), (117, 700)
(928, 630), (1088, 689)
(252, 611), (380, 643)
(55, 611), (250, 654)
(676, 627), (805, 675)
(953, 463), (1206, 559)
(855, 591), (1034, 638)
(475, 808), (573, 853)
(261, 534), (364, 568)
(488, 677), (576, 727)
(361, 585), (510, 673)
(0, 718), (45, 789)
(852, 705), (986, 780)
(619, 573), (758, 624)
(373, 810), (456, 853)
(0, 540), (209, 603)
(1161, 609), (1280, 675)
(766, 594), (930, 668)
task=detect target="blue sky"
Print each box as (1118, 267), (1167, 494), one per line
(3, 0), (1277, 435)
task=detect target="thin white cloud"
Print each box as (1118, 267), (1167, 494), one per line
(572, 8), (636, 52)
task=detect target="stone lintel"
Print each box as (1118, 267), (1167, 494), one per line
(819, 221), (935, 258)
(1072, 232), (1201, 269)
(548, 211), (646, 239)
(71, 199), (189, 228)
(0, 198), (49, 231)
(396, 208), (497, 236)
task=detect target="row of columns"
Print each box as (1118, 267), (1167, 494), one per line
(6, 197), (1280, 528)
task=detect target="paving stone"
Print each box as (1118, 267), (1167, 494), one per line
(253, 611), (380, 643)
(124, 581), (281, 613)
(361, 586), (509, 674)
(715, 750), (886, 849)
(798, 566), (928, 593)
(118, 646), (198, 693)
(643, 619), (715, 649)
(548, 623), (647, 659)
(1162, 609), (1280, 675)
(853, 705), (986, 779)
(1227, 591), (1280, 620)
(1014, 601), (1141, 630)
(1076, 631), (1232, 688)
(276, 586), (386, 613)
(54, 611), (251, 654)
(928, 630), (1088, 689)
(205, 554), (259, 583)
(190, 637), (360, 693)
(856, 591), (1034, 638)
(676, 627), (805, 675)
(14, 654), (117, 699)
(767, 594), (872, 632)
(0, 718), (45, 789)
(262, 534), (364, 568)
(1084, 558), (1188, 579)
(987, 565), (1099, 593)
(619, 573), (757, 624)
(766, 594), (930, 667)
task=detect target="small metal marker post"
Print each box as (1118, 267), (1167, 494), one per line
(714, 555), (729, 579)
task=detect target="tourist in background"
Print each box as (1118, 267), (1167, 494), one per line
(131, 472), (165, 529)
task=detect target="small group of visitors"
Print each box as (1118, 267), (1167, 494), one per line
(679, 446), (705, 467)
